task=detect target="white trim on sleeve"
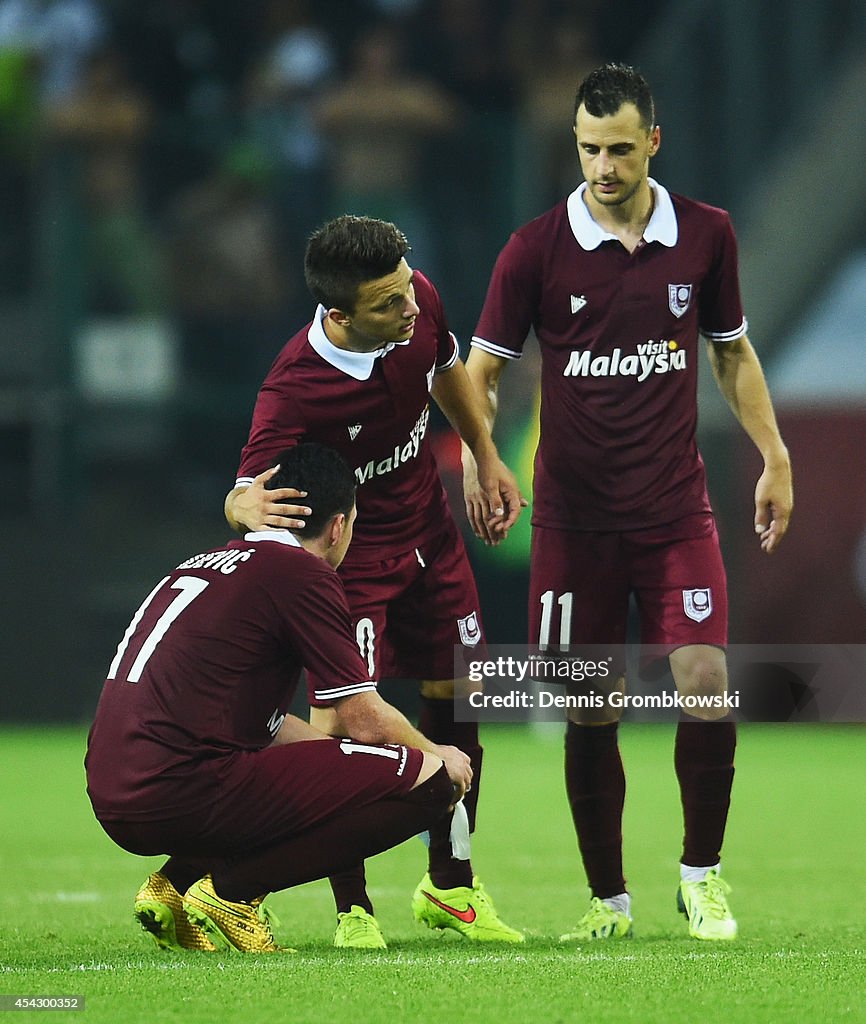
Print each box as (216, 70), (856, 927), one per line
(434, 332), (460, 372)
(314, 681), (379, 701)
(470, 335), (524, 360)
(470, 336), (522, 360)
(700, 317), (749, 342)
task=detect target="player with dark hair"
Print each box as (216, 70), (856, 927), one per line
(223, 215), (525, 947)
(466, 63), (793, 942)
(86, 443), (472, 953)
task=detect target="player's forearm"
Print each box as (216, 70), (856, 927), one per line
(464, 349), (502, 433)
(709, 338), (789, 465)
(333, 692), (440, 754)
(431, 361), (498, 460)
(269, 713), (331, 746)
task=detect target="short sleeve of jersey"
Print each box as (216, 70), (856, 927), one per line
(472, 232), (541, 359)
(277, 560), (376, 705)
(697, 212), (748, 342)
(235, 367), (306, 485)
(415, 271), (459, 371)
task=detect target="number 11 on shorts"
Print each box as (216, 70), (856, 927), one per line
(538, 590), (573, 648)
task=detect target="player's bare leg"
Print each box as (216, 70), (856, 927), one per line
(669, 644), (738, 939)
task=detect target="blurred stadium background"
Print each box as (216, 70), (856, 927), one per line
(1, 0), (865, 722)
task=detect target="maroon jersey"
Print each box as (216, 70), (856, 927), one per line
(237, 271), (459, 561)
(85, 532), (375, 820)
(473, 180), (747, 531)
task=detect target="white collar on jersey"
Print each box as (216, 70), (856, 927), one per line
(307, 305), (409, 381)
(567, 177), (678, 250)
(243, 530), (302, 546)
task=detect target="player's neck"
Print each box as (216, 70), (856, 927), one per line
(323, 316), (384, 354)
(296, 532), (331, 564)
(585, 180), (654, 253)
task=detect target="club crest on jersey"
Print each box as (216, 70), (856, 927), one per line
(668, 284), (693, 318)
(683, 588), (712, 623)
(570, 294), (587, 314)
(348, 423), (362, 440)
(457, 611), (481, 647)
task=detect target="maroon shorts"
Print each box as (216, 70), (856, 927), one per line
(529, 514), (728, 654)
(312, 514), (484, 689)
(99, 738), (424, 858)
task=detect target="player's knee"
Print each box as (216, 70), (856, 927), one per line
(671, 646), (727, 698)
(406, 758), (453, 817)
(411, 750), (446, 788)
(674, 656), (729, 720)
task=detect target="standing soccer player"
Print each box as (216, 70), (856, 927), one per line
(224, 216), (524, 947)
(465, 63), (793, 941)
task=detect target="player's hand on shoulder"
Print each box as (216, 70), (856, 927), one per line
(232, 466), (312, 531)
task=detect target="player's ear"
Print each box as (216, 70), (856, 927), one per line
(648, 124), (661, 157)
(327, 308), (352, 328)
(328, 512), (346, 548)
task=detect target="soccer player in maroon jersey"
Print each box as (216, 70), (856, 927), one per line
(223, 216), (525, 947)
(86, 443), (474, 953)
(466, 64), (793, 942)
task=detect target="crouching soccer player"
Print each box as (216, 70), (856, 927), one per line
(85, 444), (473, 952)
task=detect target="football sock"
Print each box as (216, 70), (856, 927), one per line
(215, 764), (453, 902)
(160, 857), (209, 896)
(564, 720), (627, 899)
(680, 862), (720, 884)
(329, 864), (373, 916)
(603, 892), (631, 917)
(427, 803), (473, 890)
(418, 696), (484, 830)
(418, 696), (480, 888)
(675, 713), (736, 867)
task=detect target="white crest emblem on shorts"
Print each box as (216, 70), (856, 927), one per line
(668, 283), (692, 318)
(570, 294), (587, 314)
(457, 611), (481, 647)
(683, 588), (713, 623)
(348, 424), (362, 440)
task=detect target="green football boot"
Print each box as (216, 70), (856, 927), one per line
(560, 897), (633, 942)
(412, 873), (524, 942)
(677, 868), (738, 940)
(334, 905), (387, 949)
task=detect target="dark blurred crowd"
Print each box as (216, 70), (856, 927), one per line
(0, 0), (660, 485)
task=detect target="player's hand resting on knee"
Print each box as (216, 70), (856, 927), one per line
(434, 744), (473, 805)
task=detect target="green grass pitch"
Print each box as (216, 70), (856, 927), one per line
(1, 723), (864, 1023)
